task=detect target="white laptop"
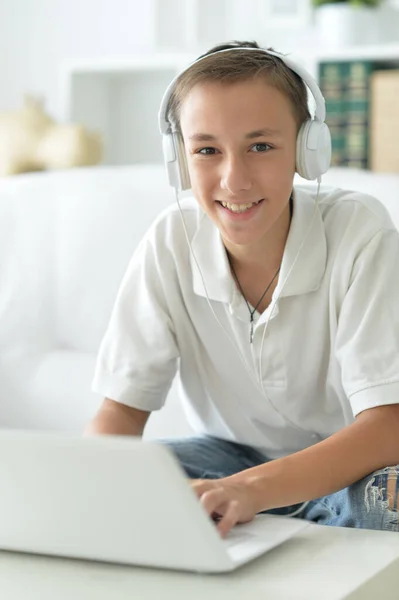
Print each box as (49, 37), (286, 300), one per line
(0, 430), (309, 573)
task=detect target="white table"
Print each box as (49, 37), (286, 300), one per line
(0, 524), (398, 600)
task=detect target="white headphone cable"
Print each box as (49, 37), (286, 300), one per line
(173, 190), (263, 390)
(174, 181), (322, 519)
(258, 179), (322, 389)
(254, 179), (321, 518)
(174, 181), (321, 399)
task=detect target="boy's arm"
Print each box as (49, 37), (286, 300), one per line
(236, 403), (399, 512)
(193, 404), (399, 536)
(84, 398), (150, 437)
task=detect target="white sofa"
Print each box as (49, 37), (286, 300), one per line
(1, 165), (399, 438)
(0, 165), (193, 439)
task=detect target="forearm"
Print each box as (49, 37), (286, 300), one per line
(84, 400), (148, 437)
(227, 405), (399, 513)
(84, 412), (143, 436)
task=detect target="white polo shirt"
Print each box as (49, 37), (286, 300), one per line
(92, 186), (399, 458)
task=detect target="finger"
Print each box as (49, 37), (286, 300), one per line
(217, 500), (240, 538)
(199, 489), (241, 536)
(199, 487), (227, 518)
(191, 479), (216, 497)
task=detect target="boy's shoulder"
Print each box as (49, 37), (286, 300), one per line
(294, 184), (396, 234)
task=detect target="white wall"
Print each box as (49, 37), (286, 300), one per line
(0, 0), (316, 120)
(0, 0), (398, 121)
(0, 0), (154, 116)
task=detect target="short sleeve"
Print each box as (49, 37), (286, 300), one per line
(336, 228), (399, 416)
(91, 235), (179, 411)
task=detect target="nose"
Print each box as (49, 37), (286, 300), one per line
(220, 154), (252, 195)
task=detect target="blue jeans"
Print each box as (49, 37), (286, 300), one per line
(160, 435), (399, 532)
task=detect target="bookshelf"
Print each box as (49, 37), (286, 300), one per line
(61, 44), (399, 169)
(298, 44), (399, 79)
(297, 44), (399, 172)
(60, 56), (194, 165)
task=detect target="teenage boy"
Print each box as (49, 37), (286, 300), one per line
(86, 41), (399, 537)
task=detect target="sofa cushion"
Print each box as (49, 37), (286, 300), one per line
(0, 176), (56, 358)
(20, 350), (99, 431)
(1, 347), (191, 438)
(53, 166), (176, 353)
(0, 166), (177, 356)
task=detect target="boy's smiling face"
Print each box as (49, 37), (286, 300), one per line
(180, 77), (298, 254)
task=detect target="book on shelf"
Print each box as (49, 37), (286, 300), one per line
(344, 60), (373, 170)
(319, 59), (396, 171)
(319, 61), (346, 168)
(370, 70), (399, 173)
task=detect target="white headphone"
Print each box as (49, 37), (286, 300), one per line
(158, 47), (332, 190)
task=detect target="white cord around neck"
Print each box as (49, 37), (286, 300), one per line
(174, 182), (321, 397)
(174, 182), (321, 519)
(258, 180), (321, 389)
(174, 191), (264, 392)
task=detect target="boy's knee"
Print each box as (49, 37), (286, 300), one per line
(361, 466), (399, 531)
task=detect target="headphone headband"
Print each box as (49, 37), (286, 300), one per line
(158, 47), (326, 134)
(159, 46), (331, 186)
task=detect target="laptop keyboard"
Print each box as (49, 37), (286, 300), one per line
(223, 529), (257, 548)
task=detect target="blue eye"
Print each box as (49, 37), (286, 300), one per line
(251, 143), (271, 152)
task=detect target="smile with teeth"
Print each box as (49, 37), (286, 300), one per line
(220, 199), (263, 213)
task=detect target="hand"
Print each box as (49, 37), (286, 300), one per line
(191, 478), (258, 537)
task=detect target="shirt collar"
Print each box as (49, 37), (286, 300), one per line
(190, 186), (327, 303)
(276, 186), (327, 298)
(190, 211), (234, 303)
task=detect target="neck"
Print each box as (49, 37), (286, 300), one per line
(224, 197), (292, 273)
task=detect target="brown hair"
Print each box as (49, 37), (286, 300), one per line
(167, 41), (311, 134)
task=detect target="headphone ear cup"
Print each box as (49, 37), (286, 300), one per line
(296, 120), (332, 180)
(174, 132), (191, 191)
(162, 132), (191, 191)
